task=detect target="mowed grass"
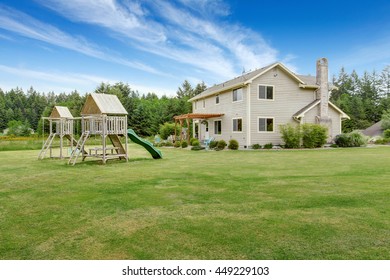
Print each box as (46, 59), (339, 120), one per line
(0, 145), (389, 260)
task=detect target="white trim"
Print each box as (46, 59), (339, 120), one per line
(232, 117), (243, 133)
(246, 62), (305, 85)
(257, 117), (275, 133)
(246, 84), (251, 148)
(232, 88), (244, 103)
(213, 119), (222, 135)
(329, 101), (350, 119)
(258, 84), (275, 101)
(188, 62), (306, 102)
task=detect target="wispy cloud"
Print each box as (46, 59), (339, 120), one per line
(0, 4), (161, 75)
(36, 0), (282, 82)
(177, 0), (231, 17)
(37, 0), (166, 44)
(335, 38), (390, 72)
(0, 64), (117, 85)
(0, 64), (176, 95)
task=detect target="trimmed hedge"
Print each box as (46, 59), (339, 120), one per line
(252, 144), (262, 149)
(301, 124), (327, 148)
(228, 139), (239, 150)
(216, 140), (227, 150)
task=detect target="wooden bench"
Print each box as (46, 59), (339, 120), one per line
(88, 147), (119, 156)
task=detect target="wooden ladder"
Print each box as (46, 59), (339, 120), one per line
(108, 135), (126, 160)
(38, 133), (55, 160)
(68, 131), (90, 166)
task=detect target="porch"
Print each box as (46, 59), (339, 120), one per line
(173, 113), (224, 144)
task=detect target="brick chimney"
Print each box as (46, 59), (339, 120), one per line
(316, 58), (329, 118)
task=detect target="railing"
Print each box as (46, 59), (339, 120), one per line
(54, 119), (73, 135)
(82, 116), (127, 135)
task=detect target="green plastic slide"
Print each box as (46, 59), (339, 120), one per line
(127, 129), (162, 159)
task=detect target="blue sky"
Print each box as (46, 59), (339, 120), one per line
(1, 0), (390, 96)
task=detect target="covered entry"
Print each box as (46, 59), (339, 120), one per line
(173, 113), (224, 144)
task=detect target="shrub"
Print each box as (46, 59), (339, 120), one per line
(174, 141), (181, 148)
(181, 141), (188, 148)
(209, 140), (218, 149)
(375, 138), (390, 145)
(301, 124), (327, 148)
(191, 146), (205, 151)
(228, 139), (239, 150)
(216, 140), (227, 150)
(279, 124), (301, 148)
(384, 129), (390, 139)
(191, 139), (200, 147)
(252, 144), (261, 149)
(335, 131), (367, 147)
(159, 122), (177, 140)
(263, 143), (273, 149)
(156, 141), (174, 147)
(190, 138), (198, 146)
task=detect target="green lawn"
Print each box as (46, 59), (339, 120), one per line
(0, 145), (389, 259)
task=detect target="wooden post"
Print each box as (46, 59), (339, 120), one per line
(174, 119), (177, 143)
(186, 118), (190, 144)
(179, 119), (183, 143)
(103, 115), (106, 164)
(125, 117), (128, 162)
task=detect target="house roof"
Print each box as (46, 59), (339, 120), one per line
(293, 100), (350, 120)
(81, 93), (128, 115)
(362, 121), (383, 137)
(293, 100), (321, 119)
(49, 106), (73, 119)
(174, 113), (224, 120)
(189, 62), (318, 102)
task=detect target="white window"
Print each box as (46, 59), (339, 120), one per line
(258, 117), (274, 132)
(194, 101), (197, 110)
(258, 85), (274, 100)
(232, 88), (243, 102)
(233, 118), (243, 132)
(202, 99), (205, 108)
(214, 120), (222, 135)
(216, 95), (220, 104)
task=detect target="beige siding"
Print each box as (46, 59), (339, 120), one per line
(303, 106), (319, 124)
(328, 106), (342, 139)
(250, 68), (315, 145)
(302, 104), (342, 141)
(192, 87), (248, 147)
(191, 65), (345, 147)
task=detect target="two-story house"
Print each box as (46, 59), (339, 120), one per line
(175, 58), (349, 148)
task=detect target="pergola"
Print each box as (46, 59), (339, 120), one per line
(173, 113), (224, 144)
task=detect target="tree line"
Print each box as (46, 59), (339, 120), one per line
(1, 65), (390, 137)
(331, 65), (390, 131)
(0, 80), (205, 136)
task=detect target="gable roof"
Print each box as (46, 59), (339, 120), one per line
(189, 62), (318, 102)
(81, 93), (128, 115)
(293, 100), (321, 119)
(293, 100), (350, 120)
(49, 106), (73, 119)
(362, 121), (383, 137)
